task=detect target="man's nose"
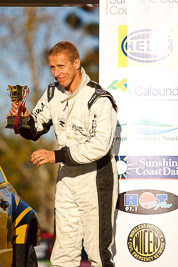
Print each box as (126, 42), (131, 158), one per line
(53, 68), (61, 77)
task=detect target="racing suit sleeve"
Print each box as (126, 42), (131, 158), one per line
(19, 90), (52, 141)
(54, 96), (118, 165)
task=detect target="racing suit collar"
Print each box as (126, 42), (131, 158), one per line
(60, 67), (90, 103)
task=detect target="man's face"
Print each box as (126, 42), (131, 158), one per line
(48, 52), (80, 90)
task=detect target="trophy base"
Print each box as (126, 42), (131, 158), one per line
(6, 116), (30, 129)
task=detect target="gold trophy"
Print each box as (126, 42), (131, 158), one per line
(6, 85), (30, 131)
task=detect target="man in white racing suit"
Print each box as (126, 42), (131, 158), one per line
(9, 41), (118, 267)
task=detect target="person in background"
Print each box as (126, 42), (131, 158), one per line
(8, 41), (118, 267)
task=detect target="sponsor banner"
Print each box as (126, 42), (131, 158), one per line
(107, 74), (178, 102)
(120, 28), (173, 64)
(100, 1), (178, 266)
(117, 189), (178, 214)
(109, 76), (178, 155)
(106, 0), (178, 19)
(127, 223), (166, 262)
(118, 25), (178, 68)
(116, 155), (178, 179)
(106, 0), (127, 17)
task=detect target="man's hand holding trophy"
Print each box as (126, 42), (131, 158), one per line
(6, 85), (30, 134)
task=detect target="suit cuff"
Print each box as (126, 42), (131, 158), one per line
(54, 147), (80, 166)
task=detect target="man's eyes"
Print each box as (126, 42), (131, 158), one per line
(50, 65), (64, 70)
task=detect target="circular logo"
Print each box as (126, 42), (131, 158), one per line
(122, 29), (172, 63)
(139, 192), (156, 209)
(127, 223), (166, 262)
(117, 159), (127, 175)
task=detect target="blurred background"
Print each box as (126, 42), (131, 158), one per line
(0, 5), (99, 235)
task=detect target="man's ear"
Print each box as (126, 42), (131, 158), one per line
(74, 58), (80, 69)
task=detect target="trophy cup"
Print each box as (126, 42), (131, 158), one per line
(6, 85), (30, 132)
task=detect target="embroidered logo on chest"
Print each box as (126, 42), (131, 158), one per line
(59, 120), (65, 127)
(33, 102), (45, 122)
(72, 124), (83, 132)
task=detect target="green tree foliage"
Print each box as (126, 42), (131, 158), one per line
(0, 6), (99, 232)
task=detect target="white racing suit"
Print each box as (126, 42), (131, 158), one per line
(19, 68), (118, 267)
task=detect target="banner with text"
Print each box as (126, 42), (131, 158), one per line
(99, 1), (178, 266)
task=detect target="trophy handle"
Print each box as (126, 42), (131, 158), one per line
(6, 88), (10, 97)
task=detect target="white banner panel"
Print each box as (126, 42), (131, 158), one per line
(99, 1), (178, 266)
